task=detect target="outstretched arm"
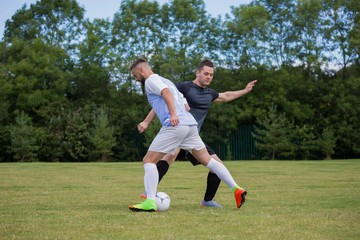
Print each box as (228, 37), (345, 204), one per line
(214, 80), (257, 103)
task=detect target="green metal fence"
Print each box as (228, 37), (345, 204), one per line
(210, 125), (261, 160)
(135, 125), (261, 161)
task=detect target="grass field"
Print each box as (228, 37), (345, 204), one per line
(1, 160), (359, 240)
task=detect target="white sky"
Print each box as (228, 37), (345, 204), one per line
(0, 0), (251, 38)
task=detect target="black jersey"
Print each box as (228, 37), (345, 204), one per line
(176, 81), (219, 130)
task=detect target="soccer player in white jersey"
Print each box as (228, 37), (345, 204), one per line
(128, 58), (247, 211)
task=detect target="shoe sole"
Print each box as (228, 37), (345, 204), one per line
(238, 191), (247, 208)
(200, 202), (223, 208)
(129, 206), (156, 212)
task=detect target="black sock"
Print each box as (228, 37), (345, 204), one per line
(156, 160), (169, 183)
(204, 171), (221, 202)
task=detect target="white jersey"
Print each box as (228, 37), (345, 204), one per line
(145, 74), (197, 127)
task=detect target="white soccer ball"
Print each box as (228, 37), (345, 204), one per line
(156, 192), (170, 211)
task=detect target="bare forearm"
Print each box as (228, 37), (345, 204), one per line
(215, 80), (257, 102)
(215, 89), (249, 102)
(143, 109), (156, 123)
(223, 90), (249, 102)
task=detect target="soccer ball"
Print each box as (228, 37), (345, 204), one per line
(156, 192), (170, 211)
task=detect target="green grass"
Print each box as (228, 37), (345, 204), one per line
(1, 160), (360, 240)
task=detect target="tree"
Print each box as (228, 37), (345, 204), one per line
(153, 0), (222, 81)
(294, 124), (317, 160)
(90, 105), (116, 161)
(4, 0), (85, 54)
(318, 127), (337, 160)
(1, 38), (72, 117)
(224, 4), (271, 68)
(35, 100), (71, 162)
(293, 0), (326, 76)
(253, 104), (294, 159)
(255, 0), (297, 68)
(322, 0), (359, 79)
(72, 19), (112, 104)
(63, 109), (90, 162)
(0, 42), (12, 124)
(7, 111), (43, 162)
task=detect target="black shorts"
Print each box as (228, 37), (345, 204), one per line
(178, 143), (216, 166)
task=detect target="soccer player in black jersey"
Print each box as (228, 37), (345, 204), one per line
(138, 60), (257, 208)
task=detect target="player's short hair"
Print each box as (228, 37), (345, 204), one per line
(197, 59), (214, 71)
(129, 58), (148, 71)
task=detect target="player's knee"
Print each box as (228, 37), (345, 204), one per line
(142, 155), (157, 164)
(162, 156), (175, 165)
(211, 154), (222, 164)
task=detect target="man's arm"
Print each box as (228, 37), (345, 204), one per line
(214, 80), (257, 103)
(161, 88), (179, 126)
(138, 109), (156, 133)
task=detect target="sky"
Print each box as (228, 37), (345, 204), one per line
(0, 0), (251, 38)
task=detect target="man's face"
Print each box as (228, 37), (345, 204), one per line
(196, 66), (214, 87)
(131, 66), (146, 85)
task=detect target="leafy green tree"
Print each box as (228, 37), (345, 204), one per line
(349, 0), (360, 65)
(163, 0), (221, 57)
(35, 100), (72, 162)
(72, 19), (112, 104)
(4, 0), (85, 53)
(322, 0), (359, 79)
(1, 38), (72, 117)
(294, 125), (317, 160)
(253, 104), (294, 159)
(0, 42), (12, 124)
(318, 127), (337, 160)
(224, 4), (271, 68)
(255, 0), (297, 67)
(293, 0), (326, 76)
(153, 0), (222, 81)
(90, 105), (116, 161)
(7, 111), (43, 162)
(327, 77), (360, 158)
(63, 109), (90, 162)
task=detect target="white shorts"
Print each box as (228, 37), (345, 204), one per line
(148, 125), (205, 155)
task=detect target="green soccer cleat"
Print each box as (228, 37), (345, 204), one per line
(129, 198), (157, 212)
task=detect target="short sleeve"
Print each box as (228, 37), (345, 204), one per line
(209, 88), (219, 101)
(145, 75), (168, 95)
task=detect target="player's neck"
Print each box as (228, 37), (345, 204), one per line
(192, 79), (206, 89)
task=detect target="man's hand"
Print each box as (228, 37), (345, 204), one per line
(245, 80), (257, 93)
(137, 121), (149, 133)
(170, 114), (179, 127)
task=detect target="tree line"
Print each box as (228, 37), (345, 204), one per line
(0, 0), (359, 162)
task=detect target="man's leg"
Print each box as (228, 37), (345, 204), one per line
(157, 149), (179, 182)
(188, 147), (223, 207)
(129, 151), (165, 211)
(203, 148), (222, 204)
(191, 148), (247, 209)
(141, 150), (180, 198)
(204, 172), (221, 200)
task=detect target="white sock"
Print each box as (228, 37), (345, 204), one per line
(206, 158), (238, 189)
(143, 163), (158, 200)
